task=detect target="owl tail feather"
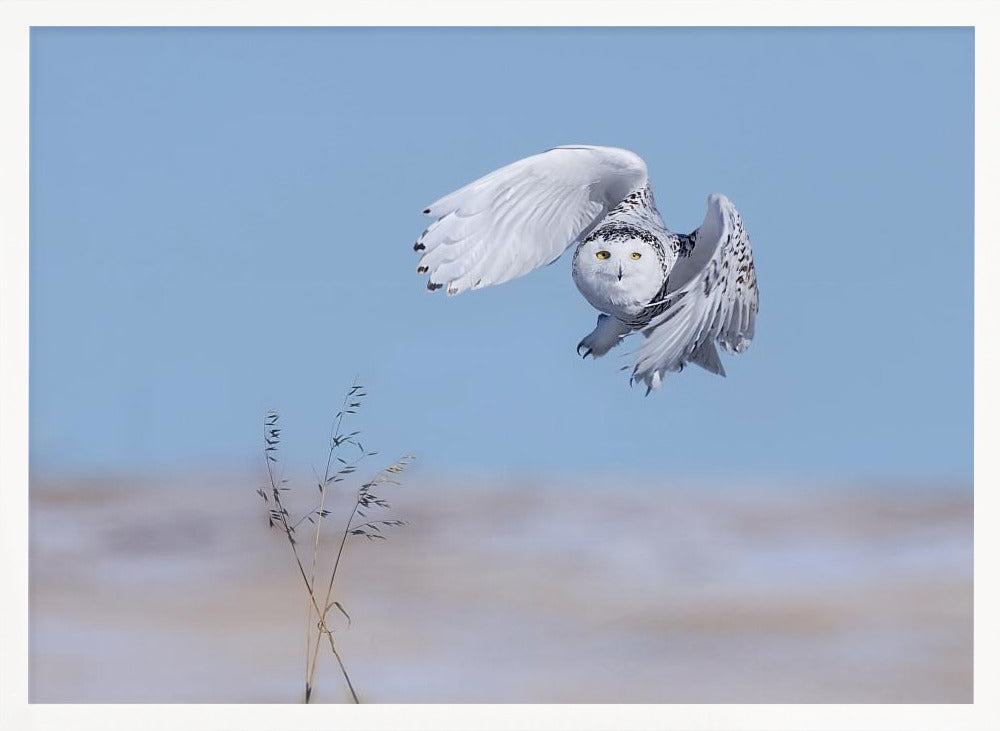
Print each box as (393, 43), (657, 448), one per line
(689, 339), (726, 377)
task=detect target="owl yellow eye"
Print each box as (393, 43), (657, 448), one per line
(595, 250), (611, 260)
(631, 252), (642, 260)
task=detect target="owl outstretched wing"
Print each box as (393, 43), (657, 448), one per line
(632, 194), (759, 391)
(414, 145), (648, 295)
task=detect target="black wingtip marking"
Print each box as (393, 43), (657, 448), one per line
(416, 265), (428, 274)
(427, 281), (442, 292)
(413, 242), (425, 251)
(422, 208), (431, 215)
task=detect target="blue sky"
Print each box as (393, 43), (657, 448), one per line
(29, 27), (973, 482)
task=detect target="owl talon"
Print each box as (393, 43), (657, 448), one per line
(577, 314), (631, 360)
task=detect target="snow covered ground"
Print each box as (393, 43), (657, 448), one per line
(29, 473), (972, 703)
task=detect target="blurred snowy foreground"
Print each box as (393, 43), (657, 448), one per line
(30, 473), (971, 703)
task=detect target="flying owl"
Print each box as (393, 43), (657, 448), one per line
(412, 145), (759, 392)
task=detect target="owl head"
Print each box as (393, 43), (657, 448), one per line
(572, 231), (665, 317)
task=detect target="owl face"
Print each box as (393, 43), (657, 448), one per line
(572, 235), (665, 319)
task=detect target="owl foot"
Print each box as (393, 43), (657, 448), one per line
(576, 314), (632, 360)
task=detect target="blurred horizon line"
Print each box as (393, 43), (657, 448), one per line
(28, 460), (974, 495)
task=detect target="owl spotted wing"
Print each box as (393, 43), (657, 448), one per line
(414, 146), (648, 295)
(632, 194), (759, 391)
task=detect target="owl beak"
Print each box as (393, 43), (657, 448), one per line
(618, 264), (624, 281)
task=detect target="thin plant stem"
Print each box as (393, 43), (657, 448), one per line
(264, 416), (360, 704)
(303, 385), (352, 700)
(303, 381), (363, 701)
(330, 642), (360, 703)
(319, 461), (406, 623)
(327, 499), (358, 598)
(259, 393), (408, 706)
(307, 492), (360, 701)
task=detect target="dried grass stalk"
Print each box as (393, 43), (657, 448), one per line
(256, 382), (412, 703)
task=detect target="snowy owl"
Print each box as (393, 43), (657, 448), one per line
(412, 145), (759, 392)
